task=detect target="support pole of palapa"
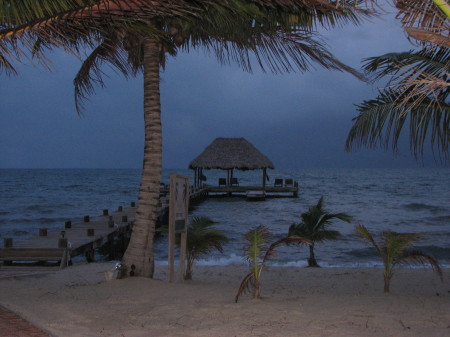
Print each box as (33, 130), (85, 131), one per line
(262, 168), (267, 188)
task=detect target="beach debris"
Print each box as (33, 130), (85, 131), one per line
(104, 262), (126, 281)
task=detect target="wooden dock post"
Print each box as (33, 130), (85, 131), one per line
(103, 209), (109, 216)
(87, 228), (95, 236)
(39, 228), (47, 237)
(130, 202), (135, 207)
(108, 216), (114, 228)
(121, 215), (128, 223)
(117, 206), (123, 212)
(84, 216), (90, 223)
(65, 221), (72, 229)
(58, 238), (68, 248)
(3, 238), (13, 248)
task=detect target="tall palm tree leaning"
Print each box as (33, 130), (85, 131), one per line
(356, 225), (442, 293)
(346, 0), (450, 161)
(1, 0), (376, 277)
(288, 196), (352, 267)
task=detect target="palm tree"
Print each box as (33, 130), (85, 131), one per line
(1, 0), (376, 277)
(346, 0), (450, 161)
(235, 225), (310, 302)
(288, 196), (352, 267)
(356, 224), (443, 293)
(182, 216), (229, 280)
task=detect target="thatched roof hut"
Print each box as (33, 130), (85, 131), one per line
(189, 137), (274, 187)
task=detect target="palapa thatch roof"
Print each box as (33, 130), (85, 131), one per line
(189, 137), (274, 170)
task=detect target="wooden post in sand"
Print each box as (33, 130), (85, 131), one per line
(168, 174), (189, 283)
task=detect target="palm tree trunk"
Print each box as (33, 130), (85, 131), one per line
(121, 37), (162, 278)
(308, 244), (319, 267)
(384, 270), (393, 293)
(253, 277), (261, 299)
(185, 256), (194, 280)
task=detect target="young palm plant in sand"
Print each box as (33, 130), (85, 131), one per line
(183, 217), (229, 280)
(356, 225), (443, 293)
(289, 196), (352, 267)
(235, 225), (310, 302)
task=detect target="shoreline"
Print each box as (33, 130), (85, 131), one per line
(0, 262), (448, 337)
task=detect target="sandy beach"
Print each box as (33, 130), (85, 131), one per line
(0, 262), (448, 337)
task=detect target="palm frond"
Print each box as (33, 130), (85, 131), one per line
(404, 27), (450, 47)
(382, 231), (423, 266)
(393, 0), (449, 36)
(244, 225), (270, 264)
(355, 224), (382, 255)
(363, 48), (450, 82)
(351, 17), (450, 161)
(0, 41), (18, 75)
(74, 37), (130, 112)
(235, 271), (254, 303)
(393, 249), (443, 280)
(185, 216), (228, 261)
(346, 88), (450, 160)
(0, 0), (378, 75)
(292, 196), (351, 237)
(312, 229), (342, 242)
(321, 212), (353, 224)
(263, 235), (311, 263)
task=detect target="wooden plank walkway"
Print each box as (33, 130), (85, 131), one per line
(0, 204), (136, 267)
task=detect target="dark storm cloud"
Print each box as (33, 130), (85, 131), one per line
(0, 11), (444, 169)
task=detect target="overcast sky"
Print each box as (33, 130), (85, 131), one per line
(0, 6), (446, 170)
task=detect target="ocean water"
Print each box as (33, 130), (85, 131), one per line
(1, 168), (449, 267)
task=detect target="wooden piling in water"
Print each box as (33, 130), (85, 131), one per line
(3, 238), (13, 248)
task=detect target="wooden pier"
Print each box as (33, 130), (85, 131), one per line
(206, 184), (298, 198)
(0, 204), (136, 268)
(0, 186), (209, 268)
(0, 182), (295, 267)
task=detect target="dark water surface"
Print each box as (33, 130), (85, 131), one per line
(1, 168), (449, 267)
